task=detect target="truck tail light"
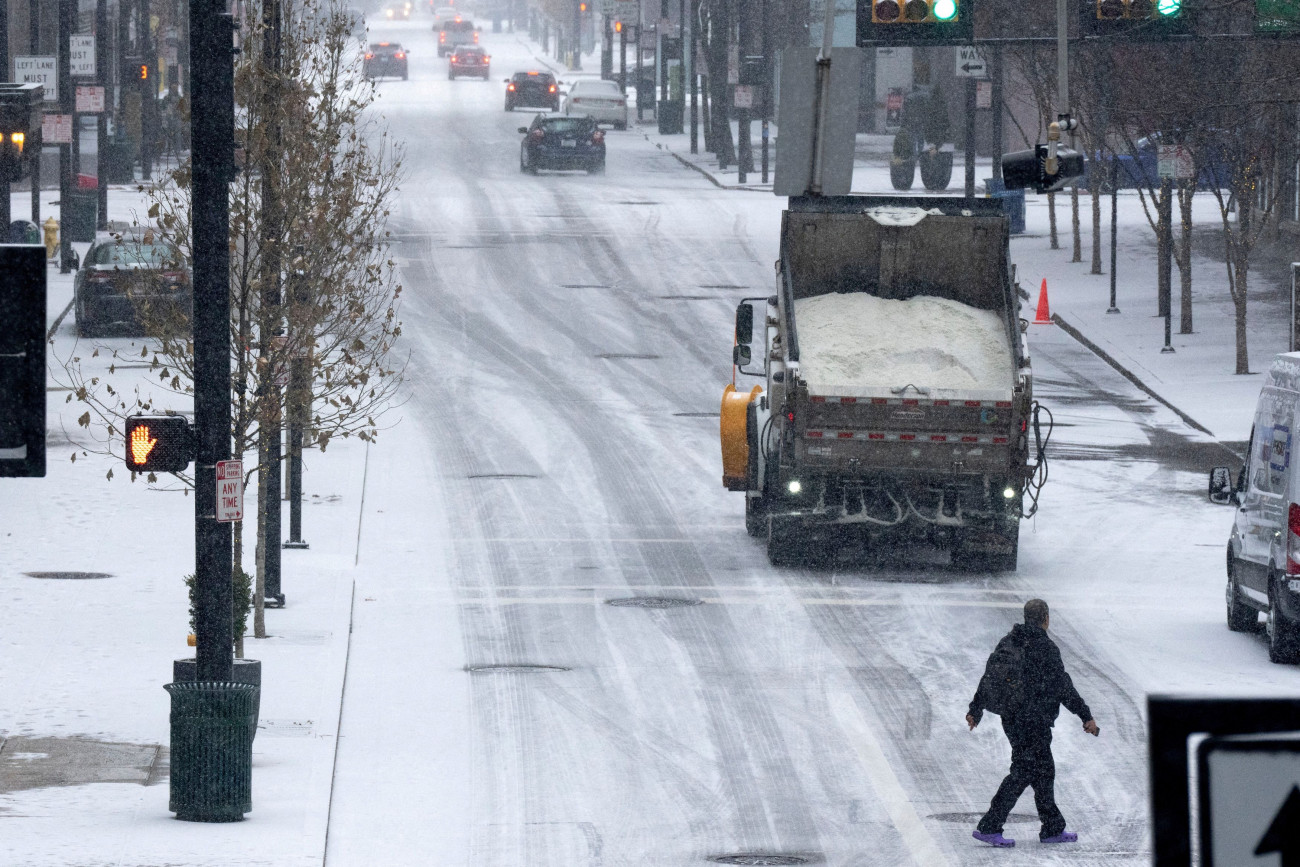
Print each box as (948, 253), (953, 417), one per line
(1289, 503), (1300, 574)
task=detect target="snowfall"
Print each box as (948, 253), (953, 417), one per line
(3, 17), (1300, 867)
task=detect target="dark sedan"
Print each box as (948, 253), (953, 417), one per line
(505, 70), (559, 112)
(364, 42), (409, 80)
(519, 115), (604, 175)
(74, 234), (192, 337)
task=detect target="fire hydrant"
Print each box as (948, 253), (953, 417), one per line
(42, 217), (59, 260)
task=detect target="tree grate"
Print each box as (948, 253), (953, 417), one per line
(606, 597), (703, 609)
(23, 572), (112, 580)
(709, 856), (811, 865)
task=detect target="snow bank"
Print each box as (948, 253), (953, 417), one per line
(794, 292), (1013, 393)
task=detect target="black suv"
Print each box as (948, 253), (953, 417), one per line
(504, 70), (559, 112)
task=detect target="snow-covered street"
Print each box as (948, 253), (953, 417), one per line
(3, 16), (1300, 867)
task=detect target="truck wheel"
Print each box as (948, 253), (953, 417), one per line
(743, 402), (765, 537)
(766, 516), (799, 567)
(1226, 550), (1260, 632)
(1267, 575), (1300, 664)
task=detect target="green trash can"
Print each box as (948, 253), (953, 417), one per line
(164, 681), (256, 822)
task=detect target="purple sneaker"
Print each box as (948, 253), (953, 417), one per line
(972, 831), (1015, 848)
(1041, 831), (1078, 844)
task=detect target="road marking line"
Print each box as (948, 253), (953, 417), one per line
(829, 691), (951, 867)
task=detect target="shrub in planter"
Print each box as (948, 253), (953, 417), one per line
(184, 566), (253, 655)
(919, 146), (955, 191)
(890, 130), (916, 191)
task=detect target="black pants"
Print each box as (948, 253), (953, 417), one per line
(976, 721), (1066, 839)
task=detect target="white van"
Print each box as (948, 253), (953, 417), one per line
(1210, 351), (1300, 663)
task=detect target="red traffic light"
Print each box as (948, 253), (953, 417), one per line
(614, 20), (622, 31)
(124, 415), (193, 473)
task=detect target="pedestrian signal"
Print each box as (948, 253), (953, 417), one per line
(124, 415), (193, 473)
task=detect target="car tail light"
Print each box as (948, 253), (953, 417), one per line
(507, 83), (516, 90)
(1289, 503), (1300, 574)
(616, 99), (626, 107)
(548, 84), (556, 92)
(450, 55), (457, 61)
(395, 52), (405, 58)
(529, 129), (545, 141)
(591, 130), (604, 144)
(473, 32), (478, 41)
(365, 52), (374, 59)
(439, 32), (446, 41)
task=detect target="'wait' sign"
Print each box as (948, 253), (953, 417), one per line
(216, 460), (244, 523)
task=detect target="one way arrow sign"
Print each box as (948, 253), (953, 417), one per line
(1200, 736), (1300, 867)
(955, 46), (986, 78)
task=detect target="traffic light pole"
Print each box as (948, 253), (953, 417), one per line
(963, 76), (975, 202)
(260, 0), (285, 610)
(0, 0), (9, 230)
(58, 0), (73, 273)
(95, 0), (108, 230)
(1109, 160), (1120, 313)
(190, 0), (236, 684)
(1159, 175), (1175, 353)
(28, 0), (39, 225)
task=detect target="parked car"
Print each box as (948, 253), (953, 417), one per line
(519, 114), (604, 175)
(505, 70), (559, 111)
(73, 233), (192, 338)
(1211, 352), (1300, 663)
(562, 78), (628, 130)
(1086, 131), (1234, 191)
(449, 45), (490, 79)
(364, 42), (409, 80)
(437, 18), (477, 56)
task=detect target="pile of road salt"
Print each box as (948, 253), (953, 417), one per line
(794, 292), (1013, 393)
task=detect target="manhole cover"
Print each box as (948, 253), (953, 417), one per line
(596, 353), (660, 360)
(928, 812), (1037, 824)
(465, 664), (570, 674)
(467, 473), (538, 480)
(709, 856), (810, 866)
(606, 597), (703, 609)
(23, 572), (112, 580)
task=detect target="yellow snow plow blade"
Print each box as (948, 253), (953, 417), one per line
(720, 384), (762, 491)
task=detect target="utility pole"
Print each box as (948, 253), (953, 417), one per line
(0, 0), (9, 229)
(95, 0), (108, 228)
(259, 0), (285, 609)
(139, 0), (153, 180)
(601, 14), (611, 79)
(29, 0), (40, 224)
(58, 0), (73, 272)
(759, 0), (769, 182)
(619, 19), (626, 92)
(191, 0), (237, 684)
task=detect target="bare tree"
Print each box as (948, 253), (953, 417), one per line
(55, 0), (406, 638)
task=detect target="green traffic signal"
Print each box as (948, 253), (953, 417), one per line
(1156, 0), (1181, 15)
(932, 0), (958, 20)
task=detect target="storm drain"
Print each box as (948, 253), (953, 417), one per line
(606, 596), (703, 609)
(596, 353), (660, 360)
(23, 572), (112, 580)
(467, 473), (539, 480)
(465, 664), (571, 674)
(929, 812), (1037, 824)
(708, 856), (811, 866)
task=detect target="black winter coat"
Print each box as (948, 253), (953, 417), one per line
(968, 623), (1092, 732)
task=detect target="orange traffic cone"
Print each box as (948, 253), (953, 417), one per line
(1033, 278), (1053, 324)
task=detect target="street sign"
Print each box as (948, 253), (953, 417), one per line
(216, 459), (244, 523)
(75, 86), (104, 114)
(14, 57), (57, 103)
(955, 45), (986, 77)
(1158, 144), (1194, 179)
(1198, 736), (1300, 866)
(70, 35), (95, 77)
(976, 79), (992, 109)
(733, 85), (754, 109)
(41, 113), (72, 144)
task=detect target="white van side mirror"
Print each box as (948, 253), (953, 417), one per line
(1208, 466), (1237, 505)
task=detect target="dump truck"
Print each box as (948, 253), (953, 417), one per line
(720, 195), (1049, 569)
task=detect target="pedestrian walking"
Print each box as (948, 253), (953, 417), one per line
(966, 598), (1100, 848)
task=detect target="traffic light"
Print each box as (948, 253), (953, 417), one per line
(1083, 0), (1188, 37)
(0, 83), (38, 183)
(1001, 145), (1087, 193)
(0, 246), (47, 478)
(858, 0), (971, 44)
(124, 415), (194, 473)
(614, 19), (622, 32)
(578, 1), (587, 10)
